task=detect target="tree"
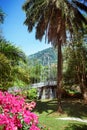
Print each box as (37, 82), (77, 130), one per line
(29, 61), (42, 83)
(23, 0), (87, 112)
(13, 63), (30, 87)
(63, 32), (87, 101)
(0, 38), (26, 65)
(0, 38), (28, 89)
(0, 52), (12, 90)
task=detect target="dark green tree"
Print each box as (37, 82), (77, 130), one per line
(23, 0), (87, 112)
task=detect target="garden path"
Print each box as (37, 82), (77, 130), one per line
(56, 117), (87, 123)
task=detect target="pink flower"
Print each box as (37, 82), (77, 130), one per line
(30, 124), (40, 130)
(23, 101), (36, 111)
(0, 91), (40, 130)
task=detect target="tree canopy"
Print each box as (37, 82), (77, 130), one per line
(23, 0), (87, 46)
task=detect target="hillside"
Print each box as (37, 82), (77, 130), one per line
(28, 47), (57, 66)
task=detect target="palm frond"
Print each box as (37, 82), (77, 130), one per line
(23, 0), (87, 46)
(73, 0), (87, 13)
(0, 39), (26, 64)
(23, 0), (47, 32)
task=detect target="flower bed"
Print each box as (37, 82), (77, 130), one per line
(0, 91), (40, 130)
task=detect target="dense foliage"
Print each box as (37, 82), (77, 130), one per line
(0, 53), (12, 88)
(63, 43), (87, 86)
(0, 37), (29, 90)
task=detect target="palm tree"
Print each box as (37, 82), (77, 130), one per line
(23, 0), (87, 112)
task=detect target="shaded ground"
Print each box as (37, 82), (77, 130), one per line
(35, 98), (87, 119)
(65, 123), (87, 130)
(34, 99), (87, 130)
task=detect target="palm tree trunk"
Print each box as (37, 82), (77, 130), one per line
(57, 41), (63, 113)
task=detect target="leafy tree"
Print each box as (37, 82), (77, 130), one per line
(41, 64), (57, 82)
(0, 52), (13, 90)
(63, 33), (87, 101)
(50, 63), (57, 81)
(12, 63), (30, 86)
(0, 38), (29, 89)
(23, 0), (87, 112)
(29, 62), (42, 83)
(0, 38), (26, 66)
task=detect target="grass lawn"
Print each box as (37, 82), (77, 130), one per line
(34, 99), (87, 130)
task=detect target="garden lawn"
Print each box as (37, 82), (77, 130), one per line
(34, 99), (87, 130)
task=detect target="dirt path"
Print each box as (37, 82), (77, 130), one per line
(56, 117), (87, 123)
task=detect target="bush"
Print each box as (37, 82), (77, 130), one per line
(0, 91), (40, 130)
(13, 88), (37, 100)
(27, 88), (37, 100)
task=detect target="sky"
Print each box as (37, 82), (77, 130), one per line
(0, 0), (51, 56)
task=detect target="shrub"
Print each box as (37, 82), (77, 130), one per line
(27, 88), (37, 100)
(0, 91), (40, 130)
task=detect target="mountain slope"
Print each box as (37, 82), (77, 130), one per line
(28, 47), (57, 65)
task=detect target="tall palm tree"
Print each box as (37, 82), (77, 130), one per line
(23, 0), (87, 112)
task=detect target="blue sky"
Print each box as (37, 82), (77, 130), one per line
(0, 0), (51, 56)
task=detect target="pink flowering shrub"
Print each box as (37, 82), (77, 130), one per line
(0, 91), (40, 130)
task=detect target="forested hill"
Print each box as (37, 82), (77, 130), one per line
(28, 47), (57, 66)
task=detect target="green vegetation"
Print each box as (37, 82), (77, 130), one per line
(34, 99), (87, 130)
(17, 88), (37, 100)
(27, 88), (37, 100)
(29, 47), (57, 66)
(0, 37), (29, 90)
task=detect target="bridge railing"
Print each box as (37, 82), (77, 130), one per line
(31, 81), (57, 88)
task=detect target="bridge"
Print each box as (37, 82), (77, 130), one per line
(31, 81), (57, 100)
(31, 81), (57, 88)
